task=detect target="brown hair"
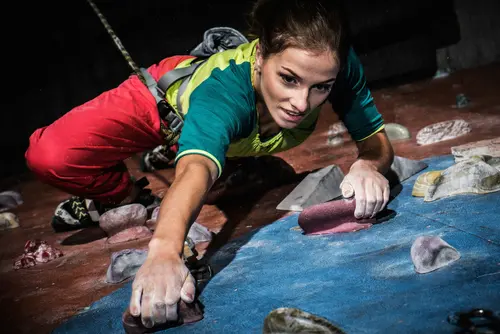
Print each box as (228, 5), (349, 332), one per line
(248, 0), (349, 65)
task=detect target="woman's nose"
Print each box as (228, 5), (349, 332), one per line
(290, 89), (309, 113)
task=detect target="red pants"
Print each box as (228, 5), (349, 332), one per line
(25, 55), (194, 204)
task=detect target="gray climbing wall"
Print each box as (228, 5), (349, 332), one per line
(436, 0), (500, 71)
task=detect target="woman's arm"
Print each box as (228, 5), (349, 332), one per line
(149, 154), (219, 256)
(130, 154), (218, 328)
(352, 129), (394, 175)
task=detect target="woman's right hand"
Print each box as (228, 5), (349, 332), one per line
(129, 247), (196, 328)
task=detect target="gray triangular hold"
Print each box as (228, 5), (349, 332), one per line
(276, 165), (345, 211)
(387, 156), (428, 185)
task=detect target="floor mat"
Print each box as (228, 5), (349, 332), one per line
(53, 155), (500, 334)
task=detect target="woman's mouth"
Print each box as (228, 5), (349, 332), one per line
(280, 108), (305, 122)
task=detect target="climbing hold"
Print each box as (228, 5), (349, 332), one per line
(411, 235), (460, 274)
(416, 119), (471, 146)
(326, 122), (347, 147)
(0, 191), (23, 213)
(0, 212), (20, 230)
(99, 204), (147, 237)
(107, 226), (152, 244)
(387, 156), (428, 185)
(412, 171), (443, 197)
(298, 199), (374, 235)
(424, 155), (500, 202)
(13, 240), (63, 270)
(451, 137), (500, 163)
(106, 248), (148, 284)
(263, 307), (346, 334)
(456, 93), (470, 108)
(385, 123), (411, 141)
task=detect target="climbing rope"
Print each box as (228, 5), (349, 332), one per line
(85, 0), (147, 85)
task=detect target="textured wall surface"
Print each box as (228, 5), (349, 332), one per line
(53, 155), (500, 334)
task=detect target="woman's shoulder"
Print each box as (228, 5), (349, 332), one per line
(193, 39), (258, 86)
(185, 40), (258, 108)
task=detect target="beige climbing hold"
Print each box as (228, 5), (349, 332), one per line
(0, 212), (20, 230)
(412, 171), (443, 197)
(424, 155), (500, 201)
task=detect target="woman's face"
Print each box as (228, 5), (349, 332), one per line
(255, 44), (340, 129)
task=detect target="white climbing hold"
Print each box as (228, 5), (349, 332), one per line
(385, 123), (411, 141)
(416, 119), (471, 146)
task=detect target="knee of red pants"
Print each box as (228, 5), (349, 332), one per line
(25, 127), (61, 178)
(25, 127), (132, 204)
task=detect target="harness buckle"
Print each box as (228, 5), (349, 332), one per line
(157, 99), (184, 134)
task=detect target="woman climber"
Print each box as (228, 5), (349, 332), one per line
(25, 0), (394, 328)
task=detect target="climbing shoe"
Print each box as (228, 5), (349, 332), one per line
(51, 196), (98, 232)
(51, 177), (161, 232)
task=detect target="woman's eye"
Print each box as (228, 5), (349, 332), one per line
(315, 84), (332, 92)
(280, 74), (297, 84)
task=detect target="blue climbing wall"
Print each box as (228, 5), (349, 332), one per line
(54, 155), (500, 333)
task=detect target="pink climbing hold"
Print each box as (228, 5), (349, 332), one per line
(107, 226), (152, 244)
(298, 199), (374, 235)
(145, 206), (160, 230)
(99, 204), (148, 237)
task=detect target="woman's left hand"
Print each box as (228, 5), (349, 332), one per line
(340, 160), (390, 219)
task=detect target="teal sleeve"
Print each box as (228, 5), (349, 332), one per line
(329, 47), (384, 141)
(175, 64), (255, 177)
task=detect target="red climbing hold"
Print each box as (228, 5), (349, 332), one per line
(13, 239), (63, 270)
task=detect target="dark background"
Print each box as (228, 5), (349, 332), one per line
(2, 0), (500, 180)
